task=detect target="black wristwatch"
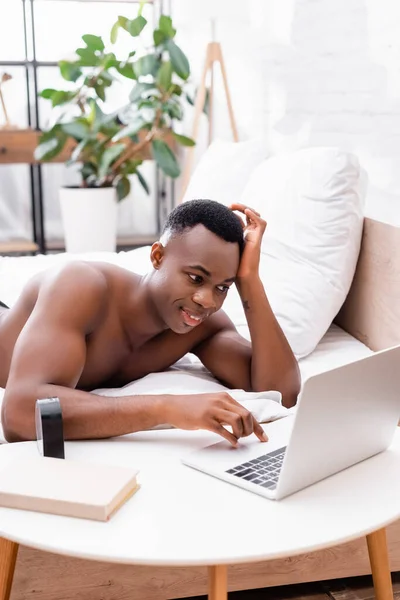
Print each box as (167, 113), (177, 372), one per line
(35, 397), (65, 459)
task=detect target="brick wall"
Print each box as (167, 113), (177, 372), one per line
(173, 0), (400, 224)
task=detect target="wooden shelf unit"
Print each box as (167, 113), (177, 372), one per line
(0, 128), (172, 254)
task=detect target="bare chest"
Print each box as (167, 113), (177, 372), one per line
(77, 325), (202, 391)
(77, 316), (132, 389)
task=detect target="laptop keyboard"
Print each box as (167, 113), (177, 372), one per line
(225, 446), (287, 490)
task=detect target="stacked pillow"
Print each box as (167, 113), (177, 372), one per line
(181, 138), (268, 206)
(1, 141), (366, 360)
(182, 141), (366, 358)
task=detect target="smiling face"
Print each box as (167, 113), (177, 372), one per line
(149, 224), (240, 333)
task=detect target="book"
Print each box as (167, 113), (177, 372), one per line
(0, 455), (139, 521)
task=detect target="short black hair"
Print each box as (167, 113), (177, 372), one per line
(163, 199), (244, 255)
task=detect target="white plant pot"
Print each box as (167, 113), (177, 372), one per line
(59, 187), (118, 253)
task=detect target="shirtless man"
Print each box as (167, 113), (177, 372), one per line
(0, 199), (300, 446)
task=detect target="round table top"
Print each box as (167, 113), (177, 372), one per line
(1, 425), (400, 567)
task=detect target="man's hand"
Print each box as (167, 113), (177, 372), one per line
(229, 203), (267, 280)
(164, 392), (268, 447)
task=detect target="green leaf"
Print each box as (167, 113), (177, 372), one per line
(34, 138), (59, 161)
(61, 120), (89, 140)
(185, 92), (194, 106)
(82, 34), (104, 52)
(116, 176), (131, 201)
(94, 83), (106, 102)
(69, 139), (87, 162)
(98, 71), (114, 87)
(172, 132), (195, 147)
(112, 117), (145, 142)
(121, 159), (142, 175)
(98, 143), (126, 179)
(128, 15), (147, 37)
(76, 47), (99, 67)
(159, 15), (176, 39)
(166, 40), (190, 80)
(138, 98), (160, 110)
(100, 123), (120, 138)
(151, 139), (180, 178)
(203, 87), (210, 117)
(170, 83), (182, 96)
(135, 54), (158, 77)
(51, 90), (76, 107)
(116, 62), (136, 80)
(185, 89), (209, 115)
(59, 61), (82, 82)
(110, 21), (120, 44)
(136, 169), (150, 194)
(153, 29), (166, 46)
(102, 52), (118, 69)
(157, 61), (172, 91)
(34, 131), (68, 161)
(129, 82), (154, 103)
(39, 125), (62, 142)
(88, 99), (100, 125)
(118, 16), (129, 30)
(81, 163), (97, 180)
(40, 88), (58, 100)
(163, 100), (183, 120)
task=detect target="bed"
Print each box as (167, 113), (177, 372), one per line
(2, 216), (400, 600)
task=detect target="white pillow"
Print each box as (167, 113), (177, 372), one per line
(238, 147), (366, 359)
(181, 138), (268, 206)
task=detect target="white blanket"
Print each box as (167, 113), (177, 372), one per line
(93, 354), (288, 427)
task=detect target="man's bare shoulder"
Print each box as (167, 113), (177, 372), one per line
(32, 260), (139, 293)
(16, 262), (119, 327)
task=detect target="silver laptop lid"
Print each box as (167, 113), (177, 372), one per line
(276, 345), (400, 499)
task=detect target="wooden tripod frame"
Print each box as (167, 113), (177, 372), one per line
(180, 41), (239, 201)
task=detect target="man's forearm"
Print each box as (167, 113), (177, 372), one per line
(2, 384), (170, 442)
(236, 275), (301, 407)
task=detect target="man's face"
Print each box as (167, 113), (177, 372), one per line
(150, 225), (240, 333)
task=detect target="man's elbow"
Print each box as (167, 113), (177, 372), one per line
(251, 364), (301, 408)
(281, 366), (301, 409)
(281, 387), (299, 409)
(1, 396), (33, 443)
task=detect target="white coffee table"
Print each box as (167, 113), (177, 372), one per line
(1, 423), (400, 600)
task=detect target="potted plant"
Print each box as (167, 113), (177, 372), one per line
(35, 8), (195, 253)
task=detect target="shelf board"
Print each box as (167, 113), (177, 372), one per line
(0, 236), (156, 255)
(36, 0), (152, 2)
(0, 128), (173, 165)
(0, 129), (74, 164)
(0, 240), (39, 253)
(46, 234), (157, 252)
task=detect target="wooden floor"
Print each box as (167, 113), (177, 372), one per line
(182, 572), (400, 600)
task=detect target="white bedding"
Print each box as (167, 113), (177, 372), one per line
(0, 322), (372, 443)
(0, 250), (373, 443)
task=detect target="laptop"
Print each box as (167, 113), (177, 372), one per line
(182, 345), (400, 500)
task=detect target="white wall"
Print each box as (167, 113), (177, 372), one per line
(173, 0), (400, 225)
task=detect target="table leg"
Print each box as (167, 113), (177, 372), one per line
(0, 537), (18, 600)
(208, 565), (227, 600)
(366, 528), (393, 600)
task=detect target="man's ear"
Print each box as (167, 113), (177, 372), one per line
(150, 241), (165, 269)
